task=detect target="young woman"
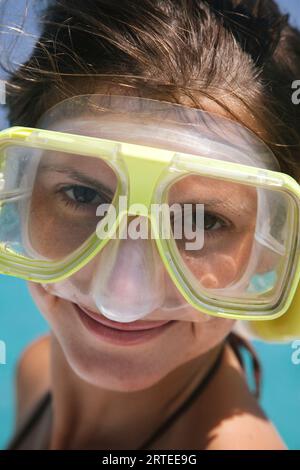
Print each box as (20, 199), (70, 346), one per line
(2, 0), (300, 450)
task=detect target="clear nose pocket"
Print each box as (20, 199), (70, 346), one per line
(90, 224), (167, 322)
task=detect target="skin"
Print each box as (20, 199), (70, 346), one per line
(12, 93), (287, 450)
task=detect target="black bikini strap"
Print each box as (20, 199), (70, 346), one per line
(6, 391), (51, 450)
(227, 332), (261, 400)
(137, 344), (225, 450)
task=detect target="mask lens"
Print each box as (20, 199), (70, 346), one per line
(166, 174), (295, 310)
(0, 145), (118, 260)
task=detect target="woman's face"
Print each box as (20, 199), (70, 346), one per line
(25, 97), (260, 392)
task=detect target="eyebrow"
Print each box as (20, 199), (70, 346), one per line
(177, 195), (256, 218)
(39, 164), (115, 196)
(203, 198), (256, 218)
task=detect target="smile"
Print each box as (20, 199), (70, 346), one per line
(74, 303), (176, 346)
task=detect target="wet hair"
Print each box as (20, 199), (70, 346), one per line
(4, 0), (300, 176)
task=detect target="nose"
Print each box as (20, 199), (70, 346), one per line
(90, 216), (167, 322)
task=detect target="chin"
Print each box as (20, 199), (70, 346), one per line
(57, 336), (174, 391)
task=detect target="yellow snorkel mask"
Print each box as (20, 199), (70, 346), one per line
(0, 94), (299, 341)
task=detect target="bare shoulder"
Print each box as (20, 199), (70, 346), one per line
(201, 344), (287, 450)
(206, 408), (287, 450)
(15, 334), (51, 426)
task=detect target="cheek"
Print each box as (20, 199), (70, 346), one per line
(28, 186), (96, 260)
(190, 316), (235, 354)
(180, 230), (255, 289)
(27, 281), (58, 321)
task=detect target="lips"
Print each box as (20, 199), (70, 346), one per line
(75, 303), (172, 331)
(74, 302), (175, 346)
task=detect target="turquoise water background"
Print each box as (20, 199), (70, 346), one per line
(0, 277), (300, 449)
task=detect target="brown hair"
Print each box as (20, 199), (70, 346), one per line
(4, 0), (300, 176)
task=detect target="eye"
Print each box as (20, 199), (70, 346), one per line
(64, 185), (103, 205)
(203, 212), (225, 231)
(57, 184), (112, 211)
(170, 204), (230, 234)
(188, 205), (229, 232)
